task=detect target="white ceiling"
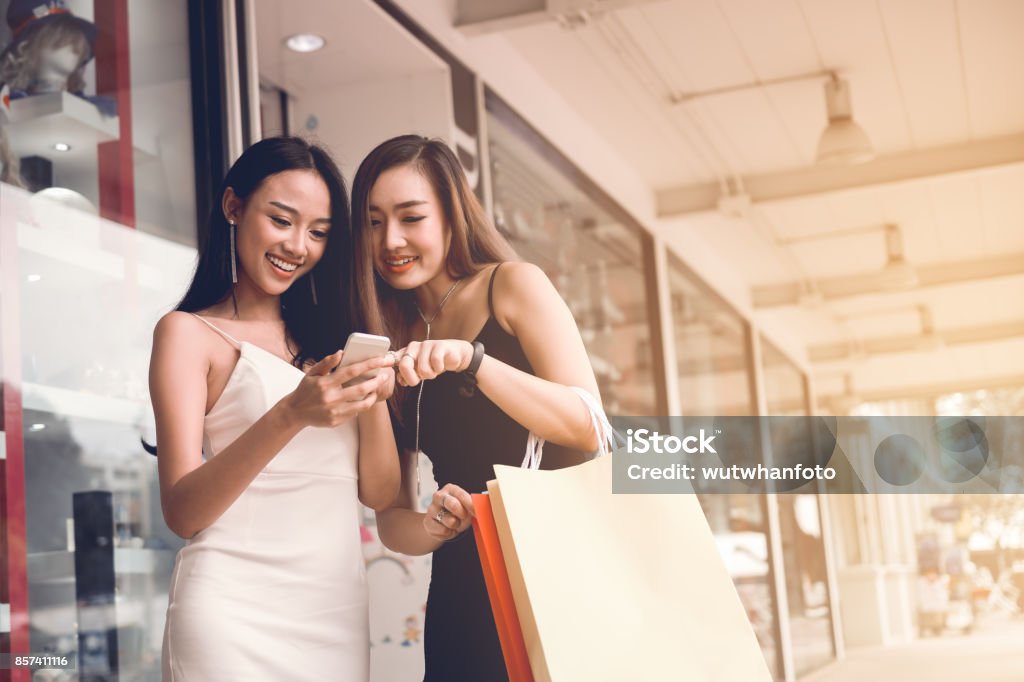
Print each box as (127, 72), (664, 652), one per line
(250, 0), (1024, 409)
(256, 0), (445, 95)
(498, 0), (1024, 186)
(458, 0), (1024, 409)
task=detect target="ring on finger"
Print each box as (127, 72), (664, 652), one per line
(434, 508), (449, 524)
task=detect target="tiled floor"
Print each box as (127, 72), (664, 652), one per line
(800, 613), (1024, 682)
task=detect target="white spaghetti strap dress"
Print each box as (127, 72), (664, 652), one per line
(161, 315), (369, 680)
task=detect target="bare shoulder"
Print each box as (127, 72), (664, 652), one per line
(151, 311), (211, 371)
(153, 310), (201, 344)
(494, 261), (554, 302)
(492, 261), (562, 329)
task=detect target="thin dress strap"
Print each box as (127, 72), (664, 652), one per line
(189, 313), (243, 350)
(487, 263), (504, 318)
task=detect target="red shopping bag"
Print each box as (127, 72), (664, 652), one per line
(472, 492), (534, 682)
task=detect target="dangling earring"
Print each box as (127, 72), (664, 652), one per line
(309, 272), (319, 306)
(228, 221), (238, 284)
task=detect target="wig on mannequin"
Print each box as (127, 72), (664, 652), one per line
(0, 14), (93, 95)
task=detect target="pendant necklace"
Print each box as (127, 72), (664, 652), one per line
(412, 277), (463, 502)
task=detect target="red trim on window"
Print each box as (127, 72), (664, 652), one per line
(0, 187), (29, 682)
(95, 0), (135, 228)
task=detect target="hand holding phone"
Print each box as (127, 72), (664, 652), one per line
(337, 332), (392, 387)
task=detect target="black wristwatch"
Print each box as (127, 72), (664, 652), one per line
(459, 341), (486, 398)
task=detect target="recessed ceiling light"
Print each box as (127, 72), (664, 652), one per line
(30, 423), (46, 431)
(285, 34), (325, 53)
(53, 142), (71, 152)
(26, 274), (42, 283)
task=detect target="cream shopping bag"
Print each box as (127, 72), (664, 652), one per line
(487, 454), (772, 682)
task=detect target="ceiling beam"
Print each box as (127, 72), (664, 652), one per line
(809, 319), (1024, 364)
(753, 251), (1024, 308)
(657, 133), (1024, 217)
(816, 373), (1024, 409)
(454, 0), (549, 35)
(454, 0), (665, 35)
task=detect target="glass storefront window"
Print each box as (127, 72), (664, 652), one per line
(486, 103), (659, 415)
(0, 0), (197, 246)
(1, 1), (199, 676)
(762, 338), (835, 677)
(668, 252), (753, 416)
(5, 181), (195, 678)
(664, 253), (779, 673)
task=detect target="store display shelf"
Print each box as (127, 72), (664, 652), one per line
(27, 548), (176, 585)
(3, 91), (119, 159)
(17, 220), (190, 294)
(22, 382), (153, 428)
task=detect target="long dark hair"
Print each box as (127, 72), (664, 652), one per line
(350, 135), (517, 353)
(178, 136), (359, 368)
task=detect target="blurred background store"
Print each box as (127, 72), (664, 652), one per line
(1, 1), (1022, 680)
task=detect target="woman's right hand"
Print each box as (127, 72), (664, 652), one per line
(280, 352), (395, 429)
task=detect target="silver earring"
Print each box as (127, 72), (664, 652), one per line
(228, 221), (238, 284)
(310, 272), (319, 306)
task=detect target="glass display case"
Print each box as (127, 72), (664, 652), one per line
(1, 2), (199, 678)
(0, 0), (198, 246)
(3, 181), (195, 679)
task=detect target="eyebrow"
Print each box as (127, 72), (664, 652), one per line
(368, 200), (429, 211)
(269, 200), (330, 225)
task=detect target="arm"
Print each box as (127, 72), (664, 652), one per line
(375, 447), (474, 555)
(151, 312), (391, 539)
(355, 400), (401, 510)
(398, 262), (601, 453)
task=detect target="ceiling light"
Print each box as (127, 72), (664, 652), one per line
(830, 375), (863, 415)
(917, 305), (944, 351)
(816, 75), (874, 165)
(53, 142), (71, 152)
(878, 224), (919, 289)
(30, 423), (46, 431)
(797, 282), (825, 308)
(285, 34), (325, 53)
(26, 274), (41, 283)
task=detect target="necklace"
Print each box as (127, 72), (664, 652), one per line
(412, 278), (463, 501)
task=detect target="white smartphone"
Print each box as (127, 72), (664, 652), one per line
(338, 332), (392, 387)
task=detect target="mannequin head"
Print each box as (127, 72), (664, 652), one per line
(0, 14), (93, 94)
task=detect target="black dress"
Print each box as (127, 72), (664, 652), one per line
(399, 263), (585, 682)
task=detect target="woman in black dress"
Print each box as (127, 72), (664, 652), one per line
(351, 135), (604, 680)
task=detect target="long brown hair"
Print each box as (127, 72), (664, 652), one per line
(351, 135), (518, 352)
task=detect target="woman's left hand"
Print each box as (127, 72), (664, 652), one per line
(423, 483), (475, 542)
(393, 340), (474, 387)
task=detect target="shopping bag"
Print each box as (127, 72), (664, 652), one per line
(472, 386), (610, 681)
(471, 491), (534, 682)
(488, 454), (773, 682)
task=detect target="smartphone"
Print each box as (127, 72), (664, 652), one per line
(337, 332), (392, 387)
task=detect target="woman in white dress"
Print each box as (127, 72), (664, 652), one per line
(149, 137), (400, 680)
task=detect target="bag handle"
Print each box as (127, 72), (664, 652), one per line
(522, 387), (614, 471)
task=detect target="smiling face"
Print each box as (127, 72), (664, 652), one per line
(368, 164), (450, 291)
(224, 169), (332, 297)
